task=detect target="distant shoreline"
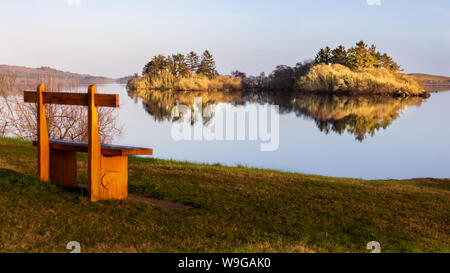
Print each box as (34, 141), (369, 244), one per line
(1, 63), (449, 94)
(424, 84), (450, 93)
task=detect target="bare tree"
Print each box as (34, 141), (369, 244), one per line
(0, 73), (122, 143)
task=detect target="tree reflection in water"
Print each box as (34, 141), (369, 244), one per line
(127, 87), (426, 142)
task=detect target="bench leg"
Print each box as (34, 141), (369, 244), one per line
(50, 149), (77, 187)
(89, 155), (128, 202)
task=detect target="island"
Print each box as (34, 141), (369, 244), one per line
(297, 41), (427, 97)
(128, 42), (431, 98)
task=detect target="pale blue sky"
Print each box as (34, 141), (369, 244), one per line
(0, 0), (449, 78)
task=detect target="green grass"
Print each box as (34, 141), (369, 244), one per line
(0, 137), (449, 253)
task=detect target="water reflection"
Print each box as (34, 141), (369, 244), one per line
(127, 88), (426, 142)
(290, 94), (426, 141)
(127, 89), (245, 123)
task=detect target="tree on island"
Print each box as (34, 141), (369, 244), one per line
(314, 46), (332, 65)
(231, 70), (247, 79)
(347, 41), (379, 70)
(331, 45), (348, 66)
(378, 52), (400, 72)
(143, 55), (169, 76)
(314, 40), (401, 72)
(130, 50), (244, 92)
(198, 50), (218, 79)
(186, 51), (200, 73)
(142, 50), (219, 79)
(238, 60), (313, 91)
(169, 54), (190, 77)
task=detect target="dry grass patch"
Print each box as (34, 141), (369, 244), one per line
(298, 64), (427, 96)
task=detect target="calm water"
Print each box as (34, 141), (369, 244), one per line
(96, 84), (450, 180)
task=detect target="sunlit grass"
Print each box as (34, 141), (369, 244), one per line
(297, 64), (426, 96)
(128, 72), (242, 92)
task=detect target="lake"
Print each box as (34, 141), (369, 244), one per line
(97, 85), (450, 179)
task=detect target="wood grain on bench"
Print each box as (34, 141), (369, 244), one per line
(24, 91), (119, 108)
(26, 84), (154, 202)
(33, 140), (153, 156)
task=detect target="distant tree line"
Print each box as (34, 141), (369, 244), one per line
(314, 40), (401, 72)
(143, 50), (218, 79)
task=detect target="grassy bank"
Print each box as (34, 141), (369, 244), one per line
(0, 138), (449, 253)
(128, 72), (242, 93)
(297, 64), (427, 96)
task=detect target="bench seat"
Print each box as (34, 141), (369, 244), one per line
(33, 139), (153, 156)
(26, 85), (153, 201)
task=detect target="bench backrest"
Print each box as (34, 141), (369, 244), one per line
(24, 84), (119, 182)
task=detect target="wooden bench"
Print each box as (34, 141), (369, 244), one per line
(24, 84), (153, 202)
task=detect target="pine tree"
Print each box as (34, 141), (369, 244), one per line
(143, 55), (169, 76)
(170, 54), (189, 76)
(198, 50), (218, 78)
(378, 53), (401, 72)
(314, 46), (332, 65)
(186, 51), (200, 73)
(312, 41), (401, 72)
(347, 40), (378, 70)
(331, 45), (348, 66)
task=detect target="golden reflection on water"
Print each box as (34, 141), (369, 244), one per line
(127, 88), (426, 142)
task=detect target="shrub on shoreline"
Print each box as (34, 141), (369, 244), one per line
(129, 50), (242, 92)
(297, 64), (427, 96)
(128, 72), (242, 92)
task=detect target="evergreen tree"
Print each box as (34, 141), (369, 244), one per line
(378, 53), (401, 72)
(331, 45), (348, 66)
(311, 41), (401, 72)
(347, 40), (378, 70)
(167, 55), (177, 76)
(314, 46), (332, 65)
(198, 50), (218, 78)
(170, 53), (189, 76)
(143, 55), (169, 76)
(186, 51), (200, 73)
